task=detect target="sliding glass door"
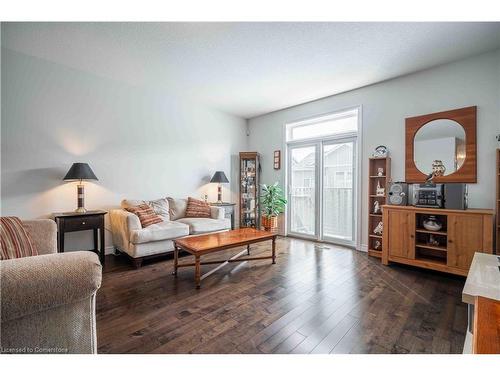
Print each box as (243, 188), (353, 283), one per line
(322, 139), (356, 244)
(286, 107), (359, 247)
(288, 144), (318, 238)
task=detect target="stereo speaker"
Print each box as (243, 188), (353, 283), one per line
(388, 182), (408, 206)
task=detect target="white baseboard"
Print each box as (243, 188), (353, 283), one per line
(463, 331), (472, 354)
(359, 244), (368, 253)
(105, 246), (115, 255)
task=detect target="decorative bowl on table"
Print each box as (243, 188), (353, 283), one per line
(423, 215), (442, 231)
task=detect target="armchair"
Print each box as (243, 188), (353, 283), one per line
(0, 219), (102, 354)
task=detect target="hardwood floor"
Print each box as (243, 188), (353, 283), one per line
(96, 237), (467, 354)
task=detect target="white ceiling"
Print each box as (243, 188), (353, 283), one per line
(3, 22), (500, 118)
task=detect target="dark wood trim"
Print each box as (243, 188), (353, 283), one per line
(405, 106), (477, 183)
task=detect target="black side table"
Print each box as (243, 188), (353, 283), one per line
(210, 202), (236, 230)
(53, 210), (107, 265)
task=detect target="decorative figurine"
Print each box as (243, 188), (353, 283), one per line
(376, 181), (385, 196)
(377, 167), (384, 177)
(374, 240), (381, 250)
(428, 234), (440, 247)
(373, 221), (383, 235)
(373, 200), (381, 214)
(425, 160), (446, 183)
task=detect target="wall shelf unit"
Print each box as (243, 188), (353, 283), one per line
(367, 157), (391, 258)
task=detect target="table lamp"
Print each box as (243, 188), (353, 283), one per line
(210, 171), (229, 203)
(63, 163), (98, 213)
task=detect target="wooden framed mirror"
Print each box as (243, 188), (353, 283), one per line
(405, 106), (477, 183)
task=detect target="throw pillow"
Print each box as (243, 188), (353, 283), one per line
(125, 204), (163, 228)
(146, 198), (170, 221)
(122, 198), (170, 221)
(1, 216), (38, 260)
(121, 199), (144, 209)
(167, 197), (188, 220)
(185, 197), (211, 218)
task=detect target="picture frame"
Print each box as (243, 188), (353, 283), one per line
(273, 150), (281, 170)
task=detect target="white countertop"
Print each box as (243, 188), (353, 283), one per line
(462, 252), (500, 305)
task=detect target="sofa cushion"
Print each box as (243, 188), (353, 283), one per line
(121, 198), (170, 221)
(167, 198), (187, 220)
(185, 197), (211, 218)
(125, 204), (163, 228)
(130, 221), (189, 244)
(0, 217), (37, 260)
(176, 217), (231, 235)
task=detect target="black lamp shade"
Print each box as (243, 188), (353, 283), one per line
(210, 171), (229, 183)
(63, 163), (98, 181)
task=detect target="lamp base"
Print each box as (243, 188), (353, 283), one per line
(75, 184), (86, 213)
(217, 184), (223, 204)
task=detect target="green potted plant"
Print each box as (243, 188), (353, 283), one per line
(260, 182), (287, 232)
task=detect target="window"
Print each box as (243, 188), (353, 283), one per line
(286, 108), (358, 142)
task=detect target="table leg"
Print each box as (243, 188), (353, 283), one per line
(195, 255), (201, 289)
(173, 245), (179, 276)
(247, 244), (250, 255)
(272, 237), (276, 264)
(100, 225), (105, 265)
(58, 229), (65, 253)
(93, 228), (98, 254)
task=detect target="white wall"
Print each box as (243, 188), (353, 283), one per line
(248, 49), (500, 250)
(1, 48), (247, 252)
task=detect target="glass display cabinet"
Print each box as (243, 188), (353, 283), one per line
(239, 152), (261, 228)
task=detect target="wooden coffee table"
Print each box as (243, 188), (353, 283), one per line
(172, 228), (277, 288)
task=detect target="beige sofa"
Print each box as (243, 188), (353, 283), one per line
(0, 219), (102, 354)
(109, 197), (230, 267)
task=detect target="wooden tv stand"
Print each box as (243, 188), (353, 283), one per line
(381, 205), (494, 276)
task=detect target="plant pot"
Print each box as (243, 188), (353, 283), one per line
(262, 216), (278, 232)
